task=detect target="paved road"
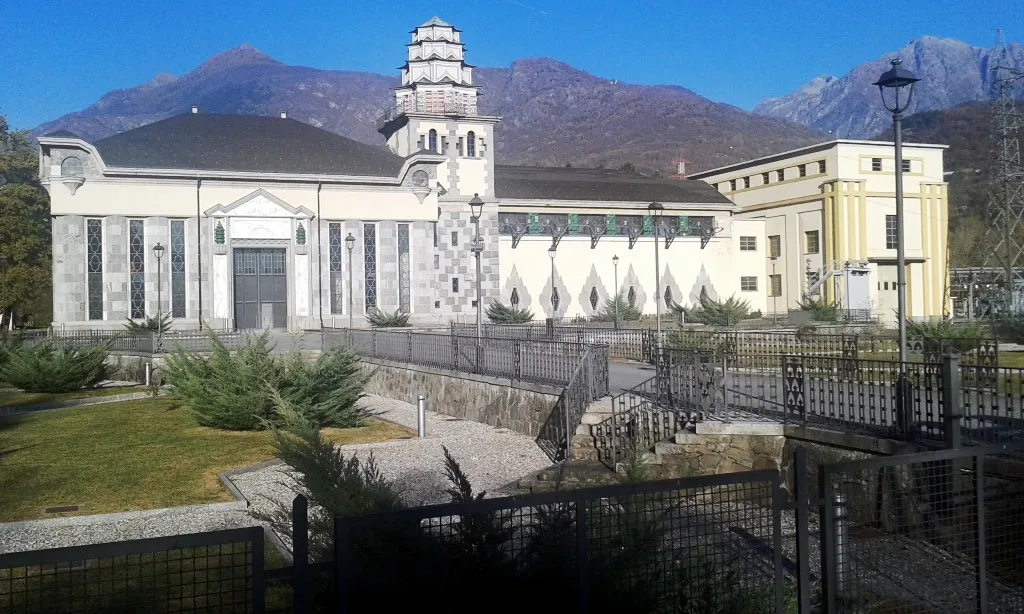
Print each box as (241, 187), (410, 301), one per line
(609, 360), (655, 393)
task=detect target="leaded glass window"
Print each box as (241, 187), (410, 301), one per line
(510, 287), (520, 307)
(616, 216), (643, 236)
(170, 220), (186, 318)
(654, 216), (679, 237)
(398, 223), (411, 312)
(627, 286), (637, 308)
(428, 130), (438, 153)
(589, 287), (599, 310)
(87, 219), (103, 320)
(467, 131), (476, 157)
(686, 216), (715, 237)
(329, 223), (344, 314)
(363, 223), (377, 310)
(498, 212), (528, 235)
(579, 215), (608, 236)
(129, 219), (145, 319)
(551, 287), (560, 312)
(539, 213), (568, 235)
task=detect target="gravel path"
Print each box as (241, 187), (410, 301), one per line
(231, 395), (552, 521)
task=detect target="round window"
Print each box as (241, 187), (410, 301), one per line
(61, 156), (85, 178)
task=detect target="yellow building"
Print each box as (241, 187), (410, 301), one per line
(689, 140), (949, 321)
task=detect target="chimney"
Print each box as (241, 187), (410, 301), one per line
(280, 111), (287, 119)
(191, 105), (199, 114)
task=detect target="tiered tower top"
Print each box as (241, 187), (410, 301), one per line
(395, 17), (478, 116)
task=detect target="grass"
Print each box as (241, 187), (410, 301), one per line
(0, 398), (414, 521)
(0, 385), (142, 408)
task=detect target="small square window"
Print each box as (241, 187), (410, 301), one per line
(451, 231), (458, 247)
(433, 254), (439, 270)
(452, 277), (459, 293)
(871, 158), (882, 172)
(768, 235), (781, 258)
(729, 179), (737, 191)
(818, 160), (826, 174)
(805, 230), (820, 254)
(884, 282), (889, 290)
(901, 159), (911, 173)
(761, 172), (770, 185)
(434, 300), (441, 309)
(742, 177), (750, 189)
(798, 165), (807, 178)
(777, 169), (785, 182)
(740, 236), (757, 251)
(740, 276), (758, 292)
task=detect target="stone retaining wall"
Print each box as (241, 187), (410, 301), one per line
(360, 359), (561, 437)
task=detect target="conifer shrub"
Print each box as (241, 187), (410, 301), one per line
(593, 294), (643, 322)
(485, 301), (535, 324)
(0, 342), (109, 393)
(798, 297), (841, 322)
(123, 312), (173, 334)
(677, 292), (760, 326)
(164, 331), (370, 430)
(366, 309), (411, 328)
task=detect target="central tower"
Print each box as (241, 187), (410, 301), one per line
(378, 16), (501, 200)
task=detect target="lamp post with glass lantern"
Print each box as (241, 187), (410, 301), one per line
(469, 194), (485, 340)
(612, 254), (620, 330)
(548, 245), (557, 318)
(345, 233), (355, 329)
(873, 57), (919, 366)
(874, 57), (920, 434)
(648, 201), (665, 347)
(153, 242), (165, 317)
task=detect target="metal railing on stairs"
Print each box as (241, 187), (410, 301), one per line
(535, 344), (610, 462)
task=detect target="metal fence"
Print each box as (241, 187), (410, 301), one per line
(3, 442), (1023, 613)
(0, 527), (264, 613)
(334, 470), (785, 614)
(451, 322), (655, 361)
(328, 327), (609, 394)
(536, 345), (610, 462)
(818, 442), (1024, 613)
(4, 329), (251, 355)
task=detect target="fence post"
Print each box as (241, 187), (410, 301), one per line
(974, 453), (988, 612)
(513, 340), (522, 380)
(574, 492), (591, 613)
(452, 335), (460, 371)
(833, 492), (850, 598)
(372, 330), (378, 358)
(942, 353), (962, 449)
(793, 447), (812, 614)
(292, 495), (309, 614)
(406, 330), (413, 363)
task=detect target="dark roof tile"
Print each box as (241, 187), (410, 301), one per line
(92, 113), (408, 177)
(494, 165), (733, 205)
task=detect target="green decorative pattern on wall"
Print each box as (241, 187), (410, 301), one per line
(528, 213), (543, 234)
(642, 216), (654, 236)
(567, 214), (579, 234)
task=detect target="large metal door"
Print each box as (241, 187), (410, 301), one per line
(234, 249), (287, 330)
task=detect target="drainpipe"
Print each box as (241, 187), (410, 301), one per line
(196, 177), (203, 330)
(317, 181), (324, 329)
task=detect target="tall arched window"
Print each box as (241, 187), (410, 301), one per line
(466, 131), (476, 157)
(428, 129), (438, 153)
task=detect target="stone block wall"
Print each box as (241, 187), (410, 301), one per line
(658, 432), (786, 478)
(361, 358), (560, 437)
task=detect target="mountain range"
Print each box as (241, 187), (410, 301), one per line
(31, 35), (1024, 174)
(755, 36), (1024, 138)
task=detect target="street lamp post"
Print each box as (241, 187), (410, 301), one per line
(874, 57), (920, 435)
(152, 243), (165, 316)
(612, 255), (620, 330)
(548, 245), (557, 318)
(345, 233), (355, 329)
(648, 201), (665, 348)
(469, 194), (485, 340)
(874, 57), (919, 366)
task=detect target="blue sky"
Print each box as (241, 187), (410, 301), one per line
(1, 0), (1021, 129)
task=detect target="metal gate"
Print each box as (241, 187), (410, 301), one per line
(234, 248), (288, 330)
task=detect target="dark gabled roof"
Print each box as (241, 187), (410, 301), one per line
(43, 129), (82, 139)
(91, 113), (408, 177)
(494, 166), (734, 205)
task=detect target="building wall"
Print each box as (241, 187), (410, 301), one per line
(694, 141), (949, 320)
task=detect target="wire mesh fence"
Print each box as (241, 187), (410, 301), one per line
(818, 442), (1024, 614)
(0, 527), (264, 614)
(334, 471), (785, 614)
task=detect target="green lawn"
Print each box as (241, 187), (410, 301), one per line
(0, 398), (414, 521)
(0, 385), (142, 408)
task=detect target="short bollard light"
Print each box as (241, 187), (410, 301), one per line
(417, 395), (427, 438)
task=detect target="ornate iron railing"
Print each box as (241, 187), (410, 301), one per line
(536, 345), (610, 462)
